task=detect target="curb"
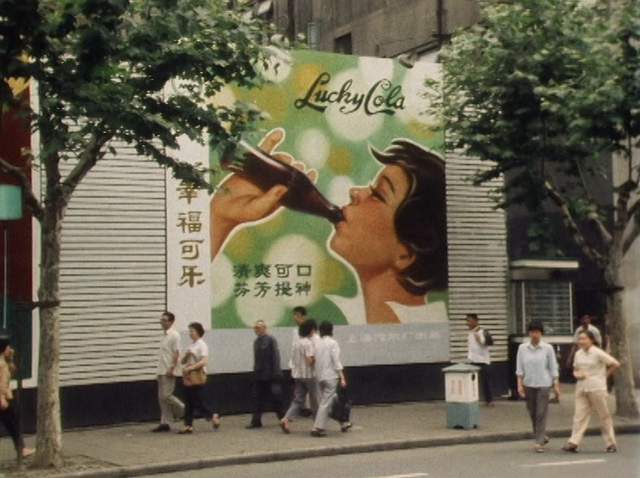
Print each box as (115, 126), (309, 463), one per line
(46, 424), (640, 478)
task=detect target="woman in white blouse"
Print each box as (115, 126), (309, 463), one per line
(179, 322), (220, 434)
(562, 330), (620, 453)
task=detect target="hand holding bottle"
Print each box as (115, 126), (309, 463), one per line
(210, 128), (317, 260)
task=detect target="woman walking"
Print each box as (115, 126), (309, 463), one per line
(179, 322), (220, 434)
(516, 321), (561, 453)
(0, 340), (34, 457)
(562, 330), (620, 453)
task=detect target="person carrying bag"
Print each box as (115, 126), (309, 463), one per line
(179, 322), (220, 434)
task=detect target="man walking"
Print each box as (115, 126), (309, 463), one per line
(152, 311), (184, 432)
(280, 319), (318, 433)
(466, 313), (494, 407)
(247, 320), (285, 429)
(311, 321), (348, 437)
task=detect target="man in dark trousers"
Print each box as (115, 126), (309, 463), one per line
(246, 320), (285, 429)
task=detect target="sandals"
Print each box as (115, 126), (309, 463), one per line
(606, 445), (617, 453)
(178, 427), (194, 434)
(534, 445), (544, 453)
(562, 443), (578, 453)
(212, 414), (221, 431)
(280, 418), (290, 434)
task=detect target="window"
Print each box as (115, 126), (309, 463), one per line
(514, 281), (573, 335)
(334, 33), (353, 55)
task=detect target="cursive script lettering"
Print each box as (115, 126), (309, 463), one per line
(294, 72), (406, 116)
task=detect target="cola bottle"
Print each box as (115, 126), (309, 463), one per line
(221, 141), (345, 224)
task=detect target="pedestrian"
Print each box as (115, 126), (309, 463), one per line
(0, 339), (34, 457)
(246, 320), (285, 429)
(562, 330), (620, 453)
(291, 306), (313, 417)
(516, 321), (561, 453)
(567, 314), (602, 367)
(466, 313), (493, 407)
(311, 320), (349, 437)
(179, 322), (220, 434)
(152, 311), (185, 433)
(280, 319), (318, 434)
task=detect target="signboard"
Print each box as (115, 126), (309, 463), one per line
(169, 50), (450, 372)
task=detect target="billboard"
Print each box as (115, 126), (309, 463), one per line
(169, 50), (450, 372)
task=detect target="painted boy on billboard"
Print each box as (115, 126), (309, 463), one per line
(208, 50), (448, 329)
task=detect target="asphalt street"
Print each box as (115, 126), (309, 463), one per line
(152, 434), (640, 478)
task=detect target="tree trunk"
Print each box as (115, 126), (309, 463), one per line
(31, 201), (65, 469)
(605, 247), (640, 419)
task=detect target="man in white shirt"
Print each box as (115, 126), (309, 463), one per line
(280, 319), (317, 433)
(573, 315), (602, 345)
(466, 314), (493, 406)
(311, 321), (347, 437)
(152, 311), (184, 432)
(291, 306), (313, 417)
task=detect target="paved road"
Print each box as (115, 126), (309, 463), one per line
(153, 434), (640, 478)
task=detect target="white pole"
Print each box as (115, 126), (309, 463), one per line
(3, 223), (7, 329)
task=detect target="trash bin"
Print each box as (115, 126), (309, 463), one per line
(442, 363), (480, 430)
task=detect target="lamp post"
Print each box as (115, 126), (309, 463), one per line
(0, 185), (23, 328)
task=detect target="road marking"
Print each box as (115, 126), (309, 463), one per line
(521, 459), (606, 468)
(366, 474), (429, 478)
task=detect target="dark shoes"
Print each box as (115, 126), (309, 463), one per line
(310, 429), (326, 437)
(340, 422), (352, 433)
(151, 424), (171, 433)
(246, 423), (263, 429)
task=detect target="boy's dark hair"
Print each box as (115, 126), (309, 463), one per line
(527, 321), (545, 334)
(298, 320), (314, 338)
(188, 322), (205, 338)
(293, 306), (307, 316)
(307, 318), (318, 331)
(319, 320), (334, 337)
(0, 340), (9, 355)
(466, 313), (479, 321)
(163, 311), (176, 323)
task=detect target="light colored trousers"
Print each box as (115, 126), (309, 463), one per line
(158, 375), (185, 425)
(285, 378), (318, 420)
(313, 378), (339, 431)
(524, 386), (550, 446)
(569, 389), (616, 447)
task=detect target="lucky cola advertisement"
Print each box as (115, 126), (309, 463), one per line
(202, 49), (451, 370)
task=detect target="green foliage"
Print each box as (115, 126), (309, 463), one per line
(525, 213), (564, 258)
(427, 0), (640, 214)
(0, 0), (274, 190)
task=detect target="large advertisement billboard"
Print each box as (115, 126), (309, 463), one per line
(169, 50), (450, 372)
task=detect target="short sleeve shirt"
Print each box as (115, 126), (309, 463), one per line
(574, 346), (617, 392)
(186, 338), (209, 374)
(157, 327), (181, 375)
(289, 337), (315, 379)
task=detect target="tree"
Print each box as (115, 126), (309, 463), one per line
(0, 0), (272, 468)
(429, 0), (640, 417)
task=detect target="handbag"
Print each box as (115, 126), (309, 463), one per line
(183, 368), (206, 387)
(330, 386), (352, 423)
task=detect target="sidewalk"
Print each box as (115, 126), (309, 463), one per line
(4, 385), (640, 478)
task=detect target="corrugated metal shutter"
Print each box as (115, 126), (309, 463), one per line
(446, 151), (509, 362)
(55, 144), (167, 386)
